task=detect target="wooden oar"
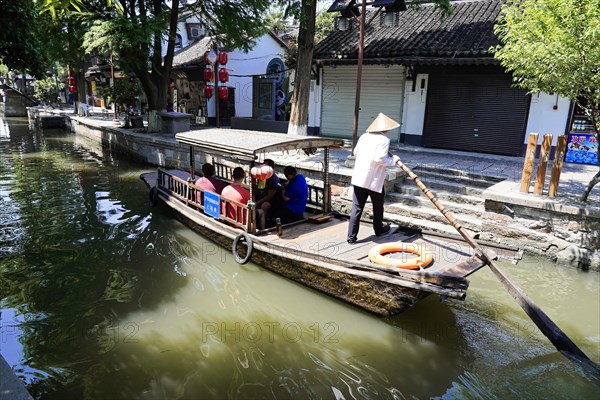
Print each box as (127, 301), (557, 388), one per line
(393, 157), (599, 372)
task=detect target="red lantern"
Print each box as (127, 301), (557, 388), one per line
(218, 86), (228, 100)
(203, 51), (210, 65)
(250, 164), (273, 189)
(218, 68), (228, 83)
(203, 67), (213, 82)
(204, 85), (213, 99)
(68, 85), (77, 93)
(67, 69), (75, 77)
(67, 76), (76, 85)
(218, 51), (228, 65)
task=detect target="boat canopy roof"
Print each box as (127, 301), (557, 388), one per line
(176, 128), (344, 162)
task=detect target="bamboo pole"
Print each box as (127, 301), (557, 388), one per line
(548, 135), (568, 197)
(520, 133), (539, 193)
(393, 157), (599, 373)
(533, 134), (553, 196)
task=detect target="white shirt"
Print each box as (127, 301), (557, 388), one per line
(351, 132), (395, 193)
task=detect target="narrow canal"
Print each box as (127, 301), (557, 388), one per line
(1, 117), (598, 399)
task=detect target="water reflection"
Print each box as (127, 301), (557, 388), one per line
(0, 117), (598, 399)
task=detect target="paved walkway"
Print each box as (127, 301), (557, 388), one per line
(41, 108), (600, 205)
(266, 139), (600, 206)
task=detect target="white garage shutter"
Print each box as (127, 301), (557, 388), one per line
(320, 65), (405, 142)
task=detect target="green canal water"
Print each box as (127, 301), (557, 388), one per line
(0, 117), (598, 399)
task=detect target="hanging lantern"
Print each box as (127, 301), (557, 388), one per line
(203, 51), (210, 65)
(250, 164), (273, 189)
(218, 68), (228, 83)
(218, 51), (228, 65)
(67, 69), (75, 77)
(219, 86), (228, 100)
(67, 76), (76, 85)
(203, 67), (213, 82)
(204, 85), (213, 99)
(68, 85), (77, 93)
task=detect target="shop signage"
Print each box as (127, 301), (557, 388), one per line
(565, 133), (598, 165)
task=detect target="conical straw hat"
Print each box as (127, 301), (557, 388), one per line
(366, 113), (400, 133)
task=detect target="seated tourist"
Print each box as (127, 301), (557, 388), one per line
(195, 163), (227, 203)
(272, 165), (308, 224)
(255, 159), (281, 229)
(221, 167), (250, 225)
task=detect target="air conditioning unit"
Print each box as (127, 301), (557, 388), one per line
(187, 24), (204, 39)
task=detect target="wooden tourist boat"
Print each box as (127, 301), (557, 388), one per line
(140, 128), (521, 317)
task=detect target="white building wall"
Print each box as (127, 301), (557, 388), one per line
(400, 73), (428, 137)
(525, 92), (571, 145)
(308, 71), (321, 129)
(205, 34), (286, 118)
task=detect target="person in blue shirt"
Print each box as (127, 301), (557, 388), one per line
(273, 165), (308, 224)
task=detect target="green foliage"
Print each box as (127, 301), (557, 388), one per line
(493, 0), (600, 133)
(82, 14), (166, 72)
(493, 0), (600, 200)
(0, 0), (48, 77)
(266, 10), (287, 35)
(34, 76), (62, 104)
(186, 0), (272, 51)
(315, 7), (335, 44)
(100, 79), (142, 113)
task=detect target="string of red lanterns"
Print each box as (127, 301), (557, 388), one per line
(67, 69), (77, 93)
(203, 50), (228, 100)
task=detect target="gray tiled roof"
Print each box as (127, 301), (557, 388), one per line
(314, 0), (502, 62)
(172, 36), (213, 68)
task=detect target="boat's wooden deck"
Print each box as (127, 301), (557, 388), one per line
(260, 217), (477, 274)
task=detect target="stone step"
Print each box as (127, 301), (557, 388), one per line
(391, 184), (485, 206)
(386, 192), (486, 216)
(412, 163), (506, 182)
(383, 211), (478, 237)
(406, 168), (501, 189)
(394, 178), (486, 197)
(384, 199), (486, 231)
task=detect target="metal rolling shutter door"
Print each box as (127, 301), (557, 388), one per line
(320, 65), (404, 142)
(423, 73), (529, 156)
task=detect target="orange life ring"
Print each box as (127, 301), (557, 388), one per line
(368, 242), (433, 270)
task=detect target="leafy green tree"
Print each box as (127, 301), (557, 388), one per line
(493, 0), (600, 202)
(34, 76), (63, 105)
(100, 79), (142, 114)
(0, 0), (47, 77)
(315, 7), (335, 43)
(41, 0), (271, 131)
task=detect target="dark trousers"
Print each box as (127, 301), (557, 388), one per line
(347, 185), (385, 242)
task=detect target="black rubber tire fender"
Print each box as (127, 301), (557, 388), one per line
(232, 233), (253, 264)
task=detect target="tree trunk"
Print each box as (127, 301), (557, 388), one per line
(580, 170), (600, 202)
(130, 0), (178, 133)
(287, 0), (317, 136)
(580, 114), (599, 202)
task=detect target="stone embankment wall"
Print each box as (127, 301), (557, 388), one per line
(484, 198), (600, 270)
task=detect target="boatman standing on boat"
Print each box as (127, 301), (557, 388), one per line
(347, 113), (401, 244)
